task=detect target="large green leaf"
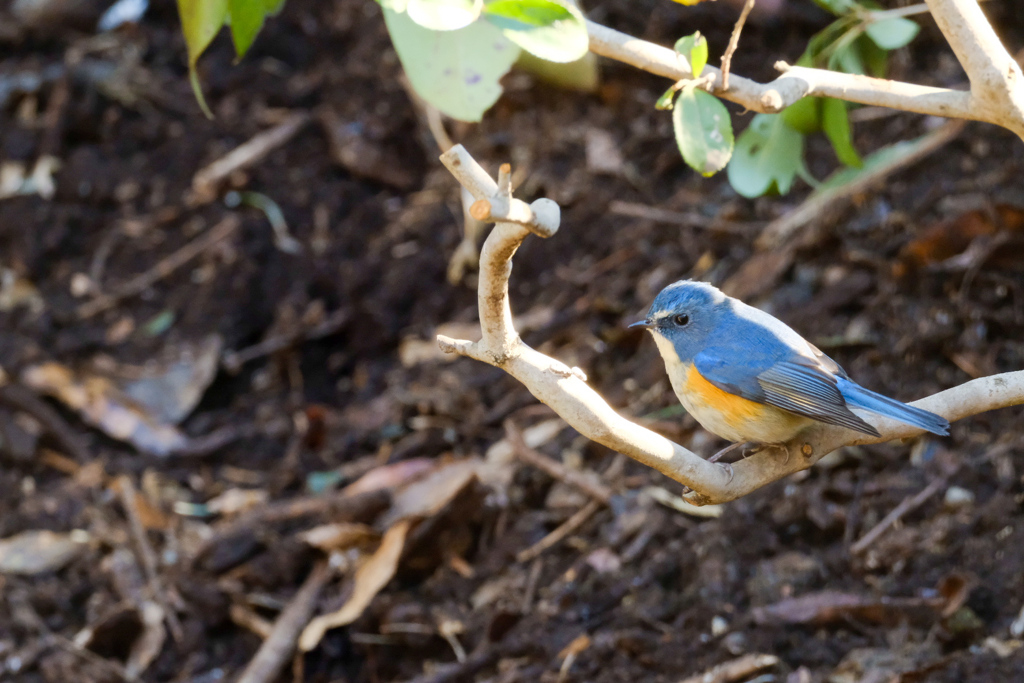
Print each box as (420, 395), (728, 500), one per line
(407, 0), (483, 31)
(672, 85), (734, 177)
(483, 0), (587, 63)
(821, 98), (861, 167)
(865, 16), (919, 50)
(728, 114), (810, 198)
(383, 6), (520, 121)
(177, 0), (229, 117)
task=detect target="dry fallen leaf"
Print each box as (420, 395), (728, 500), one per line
(21, 362), (188, 456)
(300, 522), (379, 552)
(299, 519), (412, 651)
(0, 529), (88, 575)
(341, 458), (436, 497)
(378, 458), (482, 528)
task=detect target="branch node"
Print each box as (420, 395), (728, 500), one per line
(760, 90), (784, 113)
(437, 335), (475, 357)
(527, 198), (560, 238)
(548, 360), (588, 382)
(775, 60), (792, 73)
(470, 199), (492, 221)
(801, 443), (813, 458)
(498, 163), (513, 196)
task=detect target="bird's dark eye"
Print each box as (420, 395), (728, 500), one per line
(673, 314), (689, 326)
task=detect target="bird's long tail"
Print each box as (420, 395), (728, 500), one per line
(835, 378), (949, 436)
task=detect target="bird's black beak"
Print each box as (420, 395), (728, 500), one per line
(629, 319), (652, 329)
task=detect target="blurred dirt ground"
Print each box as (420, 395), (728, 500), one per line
(1, 0), (1024, 681)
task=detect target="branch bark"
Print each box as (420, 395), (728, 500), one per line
(437, 145), (1024, 505)
(585, 0), (1024, 140)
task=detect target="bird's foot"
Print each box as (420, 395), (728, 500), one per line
(718, 462), (734, 484)
(707, 441), (746, 463)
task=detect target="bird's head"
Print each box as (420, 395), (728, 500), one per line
(630, 280), (727, 363)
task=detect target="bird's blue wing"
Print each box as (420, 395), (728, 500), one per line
(693, 348), (880, 436)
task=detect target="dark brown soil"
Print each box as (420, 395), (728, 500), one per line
(1, 1), (1024, 682)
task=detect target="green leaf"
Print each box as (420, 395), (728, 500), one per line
(728, 114), (810, 198)
(383, 6), (520, 121)
(227, 0), (274, 58)
(515, 50), (600, 92)
(483, 0), (587, 63)
(655, 87), (677, 111)
(812, 0), (858, 16)
(407, 0), (483, 31)
(177, 0), (229, 117)
(673, 85), (734, 177)
(821, 98), (862, 167)
(674, 31), (708, 78)
(860, 34), (888, 77)
(865, 16), (919, 50)
(781, 97), (820, 134)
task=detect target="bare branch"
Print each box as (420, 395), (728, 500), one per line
(438, 145), (1024, 505)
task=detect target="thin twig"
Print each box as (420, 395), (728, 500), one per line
(720, 0), (756, 91)
(0, 382), (88, 461)
(77, 215), (241, 319)
(191, 111), (311, 203)
(608, 200), (755, 234)
(194, 490), (390, 562)
(516, 499), (603, 563)
(505, 419), (613, 504)
(222, 307), (351, 373)
(679, 653), (779, 683)
(850, 477), (948, 554)
(117, 475), (184, 644)
(236, 562), (332, 683)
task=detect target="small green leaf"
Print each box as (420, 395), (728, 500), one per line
(655, 87), (677, 110)
(483, 0), (587, 63)
(228, 0), (266, 58)
(811, 0), (858, 16)
(673, 85), (734, 177)
(177, 0), (229, 117)
(674, 31), (708, 78)
(407, 0), (482, 31)
(781, 97), (820, 135)
(821, 98), (862, 167)
(728, 114), (810, 198)
(383, 6), (520, 121)
(865, 16), (919, 50)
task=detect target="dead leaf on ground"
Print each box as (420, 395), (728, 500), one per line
(378, 458), (482, 528)
(299, 518), (412, 651)
(205, 488), (270, 516)
(300, 522), (379, 552)
(898, 204), (1024, 270)
(828, 642), (945, 683)
(21, 362), (188, 456)
(341, 458), (436, 497)
(679, 653), (780, 683)
(0, 529), (89, 575)
(752, 589), (943, 626)
(108, 334), (222, 424)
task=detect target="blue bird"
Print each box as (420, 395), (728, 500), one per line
(631, 281), (948, 461)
